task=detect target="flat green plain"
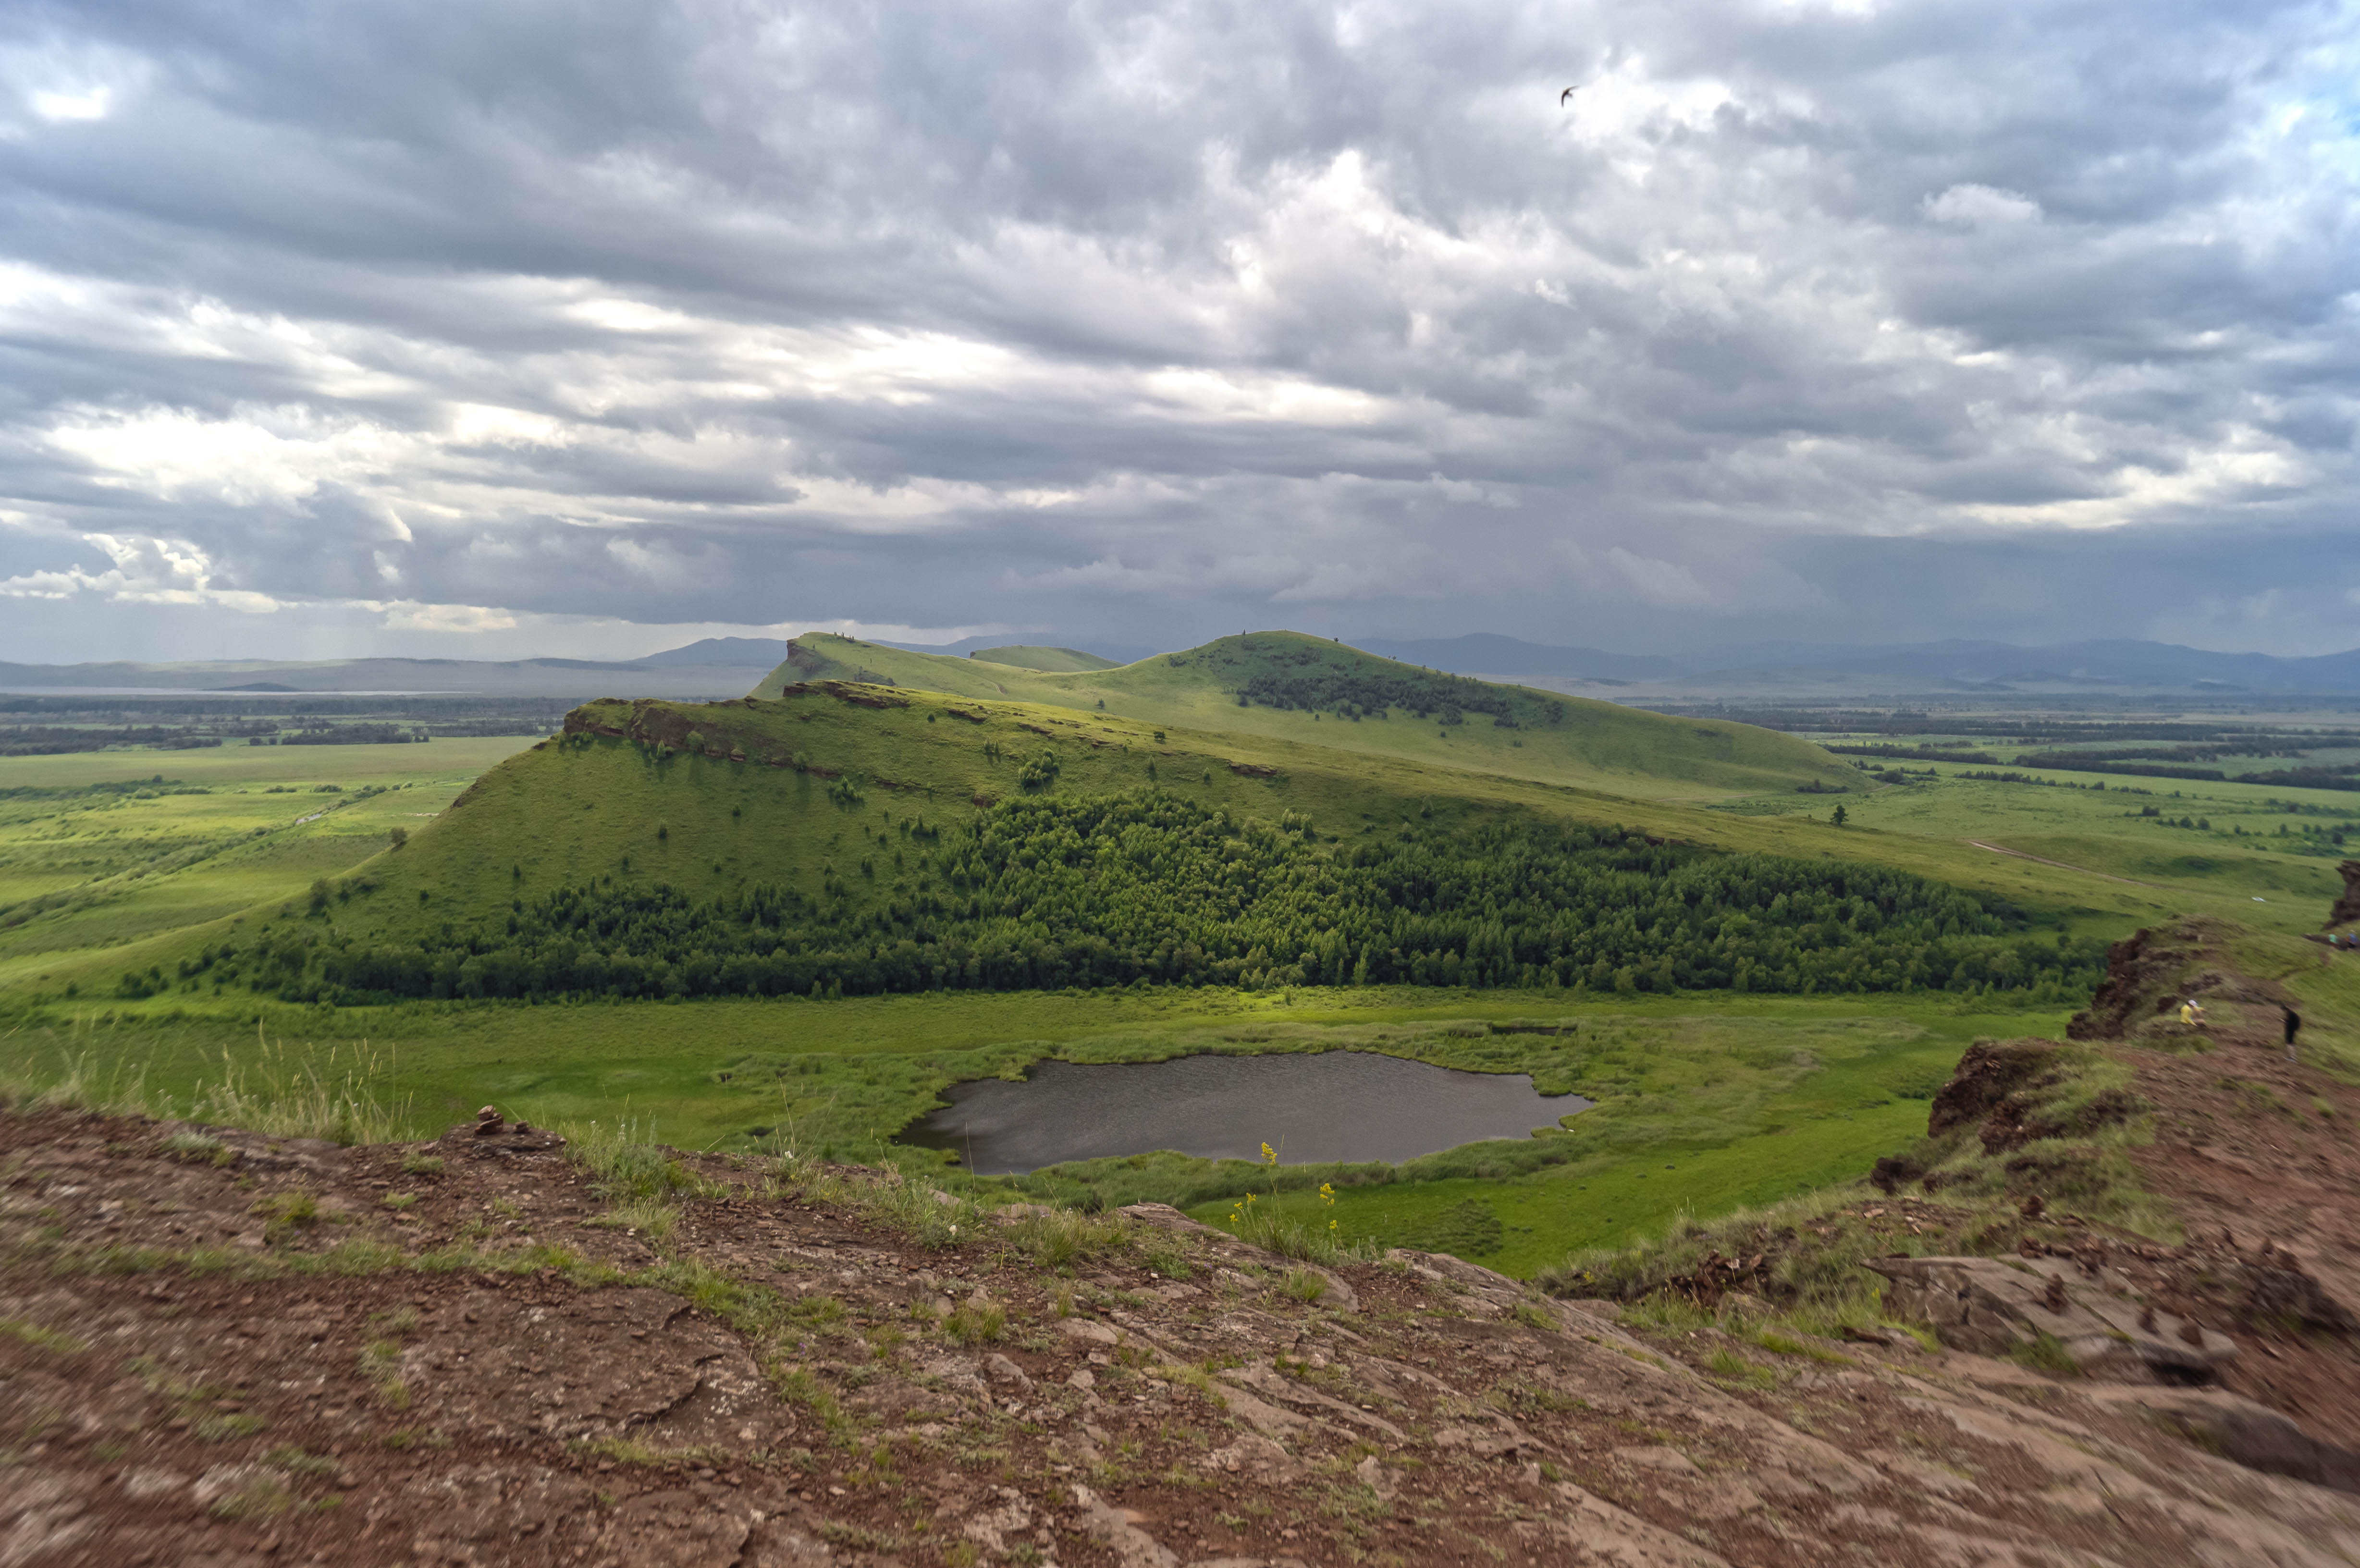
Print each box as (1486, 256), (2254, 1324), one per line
(0, 738), (537, 989)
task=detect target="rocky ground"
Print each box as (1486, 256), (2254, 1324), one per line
(2080, 920), (2360, 1455)
(10, 1033), (2360, 1568)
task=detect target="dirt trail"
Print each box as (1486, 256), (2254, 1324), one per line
(1964, 838), (2157, 886)
(12, 1101), (2360, 1566)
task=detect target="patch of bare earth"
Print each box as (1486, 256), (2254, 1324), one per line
(9, 1097), (2360, 1567)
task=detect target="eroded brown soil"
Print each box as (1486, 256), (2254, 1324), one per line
(11, 1101), (2360, 1568)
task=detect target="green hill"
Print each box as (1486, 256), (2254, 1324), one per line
(757, 631), (1855, 800)
(114, 678), (2099, 1010)
(967, 645), (1122, 673)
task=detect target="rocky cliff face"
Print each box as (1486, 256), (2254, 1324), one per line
(10, 1098), (2360, 1568)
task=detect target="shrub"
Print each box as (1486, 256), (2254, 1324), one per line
(1280, 1268), (1328, 1305)
(1009, 1207), (1126, 1270)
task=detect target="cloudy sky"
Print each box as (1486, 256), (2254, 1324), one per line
(1, 0), (2356, 664)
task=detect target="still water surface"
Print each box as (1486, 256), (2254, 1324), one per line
(903, 1051), (1592, 1175)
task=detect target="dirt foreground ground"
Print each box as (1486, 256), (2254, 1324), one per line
(11, 1037), (2360, 1568)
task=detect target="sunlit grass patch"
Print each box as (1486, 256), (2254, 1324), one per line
(360, 1338), (410, 1410)
(163, 1129), (234, 1166)
(584, 1199), (679, 1239)
(1705, 1347), (1778, 1389)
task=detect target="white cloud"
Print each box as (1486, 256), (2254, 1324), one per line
(43, 405), (414, 509)
(30, 85), (109, 122)
(0, 532), (279, 613)
(1922, 184), (2044, 228)
(1, 37), (148, 131)
(373, 600), (520, 635)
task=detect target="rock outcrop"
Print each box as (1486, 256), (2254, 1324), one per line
(2331, 858), (2360, 929)
(1866, 1253), (2236, 1379)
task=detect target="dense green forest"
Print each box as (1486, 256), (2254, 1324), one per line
(139, 791), (2106, 1005)
(1230, 662), (1537, 725)
(1179, 637), (1551, 725)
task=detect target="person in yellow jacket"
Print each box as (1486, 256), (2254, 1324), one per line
(2179, 998), (2207, 1029)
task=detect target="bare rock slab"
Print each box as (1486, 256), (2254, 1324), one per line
(1868, 1254), (2236, 1379)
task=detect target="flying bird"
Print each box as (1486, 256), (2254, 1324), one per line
(1561, 86), (1579, 104)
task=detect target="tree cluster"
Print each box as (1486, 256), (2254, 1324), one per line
(1233, 664), (1549, 725)
(181, 790), (2106, 1007)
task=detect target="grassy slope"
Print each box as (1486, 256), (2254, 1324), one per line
(758, 631), (1862, 801)
(969, 646), (1122, 673)
(36, 676), (2342, 985)
(316, 679), (1776, 951)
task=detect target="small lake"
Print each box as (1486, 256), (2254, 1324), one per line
(901, 1051), (1593, 1175)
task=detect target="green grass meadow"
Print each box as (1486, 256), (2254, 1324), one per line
(1, 979), (2057, 1276)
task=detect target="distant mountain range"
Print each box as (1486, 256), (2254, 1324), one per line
(1352, 635), (2360, 694)
(0, 652), (776, 698)
(632, 637), (800, 667)
(6, 632), (2359, 698)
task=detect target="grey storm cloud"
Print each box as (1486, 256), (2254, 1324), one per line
(0, 0), (2356, 662)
